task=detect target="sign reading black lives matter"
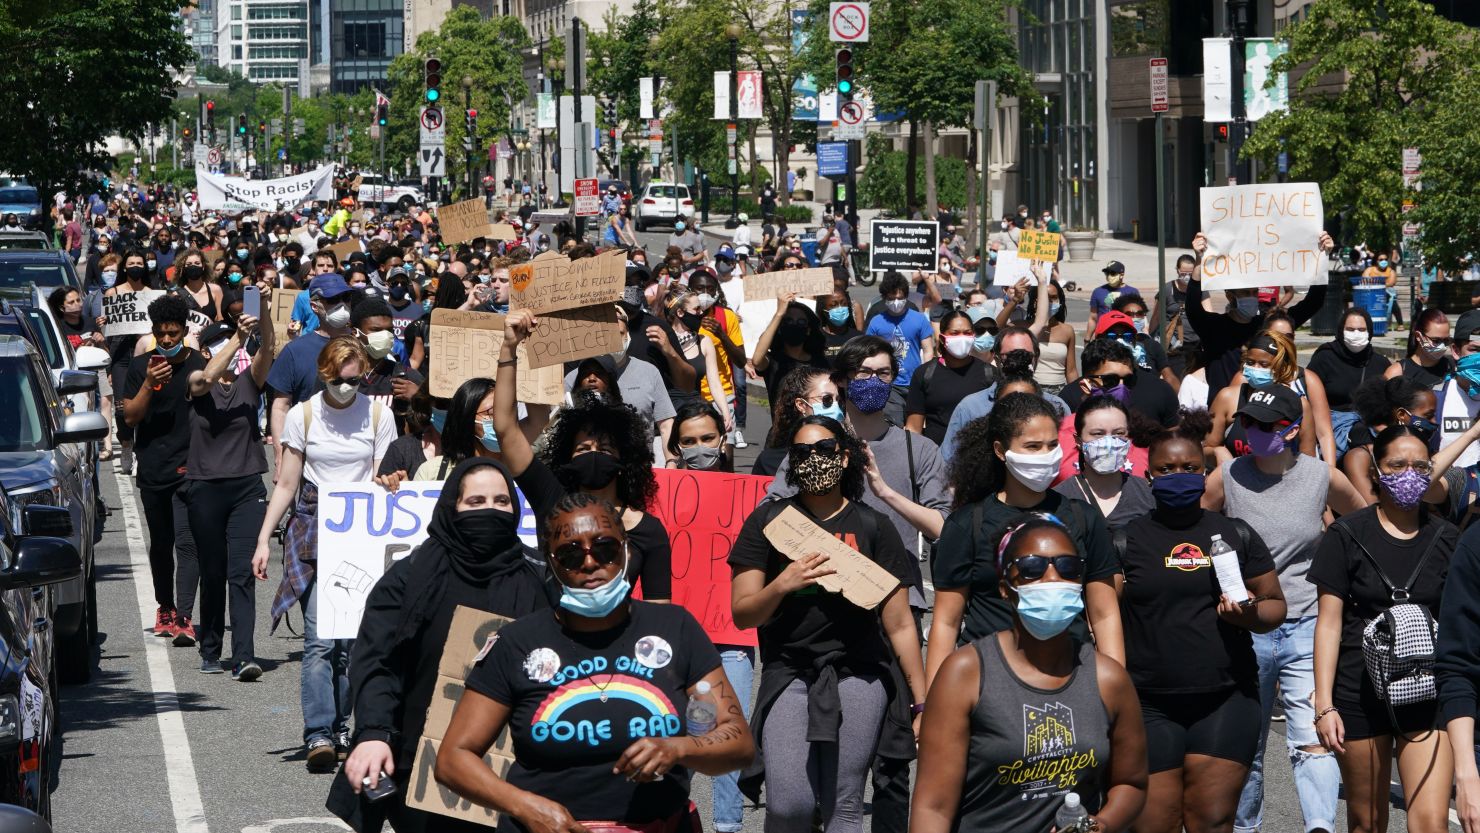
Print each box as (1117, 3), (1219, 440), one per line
(869, 220), (940, 272)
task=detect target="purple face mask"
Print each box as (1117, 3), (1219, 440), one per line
(1089, 383), (1130, 405)
(1377, 469), (1430, 510)
(1244, 423), (1295, 457)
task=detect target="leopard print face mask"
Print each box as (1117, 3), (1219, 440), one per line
(792, 451), (845, 495)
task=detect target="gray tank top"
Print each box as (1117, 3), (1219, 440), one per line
(953, 637), (1110, 833)
(1220, 454), (1329, 618)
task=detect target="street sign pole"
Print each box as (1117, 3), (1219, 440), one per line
(1150, 58), (1170, 338)
(975, 80), (995, 260)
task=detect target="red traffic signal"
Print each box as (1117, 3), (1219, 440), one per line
(467, 109), (478, 119)
(205, 100), (215, 112)
(1215, 123), (1230, 141)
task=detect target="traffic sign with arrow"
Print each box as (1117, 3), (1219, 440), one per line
(420, 145), (445, 177)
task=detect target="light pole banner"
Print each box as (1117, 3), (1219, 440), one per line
(1198, 182), (1326, 289)
(1244, 38), (1290, 121)
(1202, 38), (1232, 123)
(714, 71), (731, 120)
(195, 163), (336, 212)
(536, 93), (556, 129)
(640, 77), (655, 120)
(737, 70), (763, 119)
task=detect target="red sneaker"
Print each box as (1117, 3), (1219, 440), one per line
(172, 616), (196, 648)
(153, 607), (176, 637)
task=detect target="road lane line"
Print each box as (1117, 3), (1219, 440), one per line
(115, 469), (211, 833)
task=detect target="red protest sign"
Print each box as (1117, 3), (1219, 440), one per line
(647, 468), (771, 647)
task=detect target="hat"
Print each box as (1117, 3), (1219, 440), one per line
(738, 213), (749, 224)
(1457, 310), (1480, 344)
(1101, 260), (1126, 275)
(308, 273), (353, 300)
(966, 306), (996, 325)
(1094, 311), (1136, 337)
(1237, 384), (1302, 424)
(198, 322), (234, 354)
(625, 263), (652, 286)
(714, 244), (736, 262)
(339, 197), (354, 207)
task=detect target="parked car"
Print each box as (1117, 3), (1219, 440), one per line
(356, 174), (426, 213)
(24, 287), (107, 415)
(0, 336), (105, 684)
(0, 236), (49, 252)
(632, 182), (694, 232)
(0, 189), (40, 232)
(0, 254), (79, 304)
(0, 805), (52, 831)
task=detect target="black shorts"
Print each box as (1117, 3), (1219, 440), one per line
(1335, 675), (1440, 740)
(1140, 687), (1260, 774)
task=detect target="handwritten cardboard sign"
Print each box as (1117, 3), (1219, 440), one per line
(487, 222), (518, 241)
(524, 304), (625, 370)
(510, 250), (625, 315)
(1199, 182), (1326, 289)
(762, 505), (900, 610)
(647, 469), (769, 646)
(406, 605), (514, 827)
(269, 290), (298, 354)
(201, 249), (224, 269)
(740, 267), (835, 303)
(438, 198), (496, 246)
(314, 482), (539, 639)
(101, 289), (164, 337)
(1017, 229), (1061, 263)
(427, 309), (564, 404)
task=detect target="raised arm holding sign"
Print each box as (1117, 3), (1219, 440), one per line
(1198, 182), (1327, 289)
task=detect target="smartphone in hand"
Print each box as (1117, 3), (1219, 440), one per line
(148, 354), (167, 391)
(242, 285), (261, 319)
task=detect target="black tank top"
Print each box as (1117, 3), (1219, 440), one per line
(1401, 355), (1453, 390)
(176, 284), (218, 321)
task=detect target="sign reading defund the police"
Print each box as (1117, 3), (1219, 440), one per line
(1198, 182), (1326, 290)
(315, 482), (538, 639)
(195, 163), (337, 213)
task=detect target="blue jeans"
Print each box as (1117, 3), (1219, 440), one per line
(712, 647), (755, 832)
(1236, 616), (1340, 833)
(300, 583), (352, 744)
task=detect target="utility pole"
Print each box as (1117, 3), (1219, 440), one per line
(975, 80), (996, 259)
(1228, 0), (1252, 184)
(569, 17), (586, 238)
(283, 85), (292, 175)
(726, 24), (740, 227)
(463, 76), (476, 199)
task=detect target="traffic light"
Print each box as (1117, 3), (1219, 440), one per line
(376, 102), (388, 127)
(258, 121), (266, 134)
(1214, 123), (1230, 142)
(465, 108), (478, 136)
(205, 100), (215, 131)
(182, 126), (193, 141)
(237, 114), (247, 135)
(602, 97), (617, 126)
(835, 48), (855, 102)
(424, 57), (442, 103)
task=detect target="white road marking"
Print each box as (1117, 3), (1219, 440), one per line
(241, 818), (350, 833)
(115, 469), (211, 833)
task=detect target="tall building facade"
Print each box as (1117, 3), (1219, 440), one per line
(327, 0), (406, 93)
(215, 0), (313, 84)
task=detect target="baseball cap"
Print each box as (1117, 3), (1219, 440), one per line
(1456, 310), (1480, 344)
(1237, 384), (1302, 424)
(714, 244), (737, 262)
(1094, 311), (1136, 337)
(308, 273), (353, 300)
(1101, 260), (1126, 275)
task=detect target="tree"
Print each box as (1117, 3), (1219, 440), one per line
(650, 0), (732, 180)
(0, 0), (194, 215)
(1406, 63), (1480, 270)
(1242, 0), (1479, 260)
(588, 1), (665, 181)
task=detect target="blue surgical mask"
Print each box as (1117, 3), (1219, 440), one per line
(235, 248), (248, 259)
(1243, 365), (1275, 388)
(1014, 582), (1084, 640)
(479, 419), (501, 452)
(827, 306), (851, 327)
(973, 332), (996, 353)
(674, 221), (686, 232)
(558, 552), (632, 618)
(429, 408), (448, 434)
(1049, 302), (1062, 317)
(811, 400), (844, 422)
(156, 341), (184, 359)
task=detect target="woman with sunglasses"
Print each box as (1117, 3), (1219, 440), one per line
(330, 458), (549, 833)
(753, 366), (839, 477)
(728, 415), (925, 833)
(1310, 424), (1458, 833)
(752, 292), (829, 409)
(494, 311), (673, 603)
(437, 493), (754, 833)
(252, 336), (397, 771)
(927, 392), (1125, 690)
(1115, 413), (1286, 833)
(1385, 307), (1455, 390)
(911, 514), (1148, 833)
(1206, 331), (1317, 464)
(660, 288), (733, 430)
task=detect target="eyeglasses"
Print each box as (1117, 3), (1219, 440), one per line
(807, 393), (838, 409)
(1088, 372), (1133, 388)
(782, 261), (804, 269)
(1238, 415), (1295, 432)
(1420, 334), (1453, 348)
(790, 438), (842, 458)
(551, 537), (625, 571)
(1010, 554), (1085, 582)
(853, 366), (894, 381)
(328, 375), (362, 387)
(1380, 459), (1434, 475)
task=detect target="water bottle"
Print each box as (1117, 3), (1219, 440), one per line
(1209, 534), (1250, 604)
(1054, 792), (1090, 833)
(685, 681), (716, 736)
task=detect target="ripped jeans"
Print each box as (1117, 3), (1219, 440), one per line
(1236, 616), (1340, 833)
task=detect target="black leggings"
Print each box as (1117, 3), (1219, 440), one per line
(1140, 687), (1260, 773)
(181, 475), (265, 662)
(137, 482), (199, 615)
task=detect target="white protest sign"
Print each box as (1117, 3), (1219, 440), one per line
(1198, 182), (1326, 290)
(991, 250), (1035, 286)
(315, 481), (539, 639)
(102, 289), (165, 337)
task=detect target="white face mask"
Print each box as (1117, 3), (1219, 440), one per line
(885, 298), (907, 315)
(943, 335), (974, 359)
(322, 303), (351, 329)
(363, 329), (395, 360)
(1343, 328), (1370, 350)
(1003, 446), (1064, 492)
(324, 380), (357, 404)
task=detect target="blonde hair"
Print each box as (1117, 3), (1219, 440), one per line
(317, 335), (369, 381)
(1246, 329), (1299, 386)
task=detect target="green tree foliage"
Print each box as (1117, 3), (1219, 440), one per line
(588, 1), (664, 179)
(859, 135), (966, 213)
(649, 0), (732, 177)
(1242, 0), (1478, 261)
(0, 0), (194, 210)
(1406, 63), (1480, 270)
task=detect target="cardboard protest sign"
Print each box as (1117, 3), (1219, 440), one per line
(427, 309), (565, 405)
(509, 250), (625, 315)
(1017, 229), (1061, 263)
(523, 304), (625, 370)
(314, 482), (539, 639)
(269, 290), (298, 355)
(1199, 182), (1326, 289)
(406, 605), (515, 827)
(101, 289), (164, 337)
(185, 310), (212, 339)
(438, 198), (495, 246)
(762, 505), (900, 610)
(201, 249), (223, 269)
(329, 240), (361, 264)
(740, 267), (835, 303)
(487, 223), (518, 241)
(646, 468), (769, 646)
(991, 250), (1036, 286)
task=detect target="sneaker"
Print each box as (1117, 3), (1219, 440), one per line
(733, 429), (748, 449)
(153, 607), (176, 637)
(172, 616), (196, 647)
(305, 738), (337, 772)
(199, 658), (224, 674)
(231, 660), (263, 682)
(335, 730), (352, 761)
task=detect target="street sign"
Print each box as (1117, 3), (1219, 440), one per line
(370, 124), (382, 140)
(817, 142), (849, 178)
(829, 2), (869, 42)
(831, 122), (865, 140)
(420, 107), (446, 144)
(207, 147), (223, 167)
(1403, 223), (1420, 237)
(838, 101), (865, 125)
(573, 178), (600, 216)
(419, 145), (446, 177)
(1402, 147), (1421, 174)
(1402, 198), (1417, 213)
(1149, 58), (1169, 112)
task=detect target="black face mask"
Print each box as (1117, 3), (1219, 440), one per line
(389, 284), (409, 301)
(451, 507), (519, 554)
(124, 266), (148, 283)
(559, 450), (622, 491)
(778, 320), (808, 346)
(680, 312), (703, 332)
(181, 264), (205, 283)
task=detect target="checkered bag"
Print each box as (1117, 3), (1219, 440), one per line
(1362, 602), (1438, 706)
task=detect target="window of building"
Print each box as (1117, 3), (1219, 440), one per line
(342, 21), (387, 58)
(231, 4), (242, 20)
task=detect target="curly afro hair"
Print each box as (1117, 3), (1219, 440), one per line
(538, 398), (658, 511)
(783, 415), (868, 501)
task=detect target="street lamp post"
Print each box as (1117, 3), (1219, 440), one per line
(1228, 0), (1252, 184)
(725, 23), (741, 228)
(462, 75), (476, 199)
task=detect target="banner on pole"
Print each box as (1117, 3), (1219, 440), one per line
(737, 71), (763, 119)
(713, 71), (731, 120)
(639, 77), (655, 120)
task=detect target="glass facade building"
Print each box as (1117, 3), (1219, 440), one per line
(329, 0), (404, 94)
(1018, 0), (1099, 231)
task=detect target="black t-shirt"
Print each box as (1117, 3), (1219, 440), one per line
(186, 372), (267, 480)
(932, 491), (1122, 644)
(1184, 278), (1325, 405)
(1117, 509), (1275, 694)
(1059, 369), (1180, 427)
(1400, 356), (1454, 391)
(1132, 333), (1169, 374)
(124, 349), (208, 489)
(516, 459), (673, 600)
(728, 498), (912, 672)
(57, 316), (91, 349)
(1306, 342), (1391, 412)
(905, 360), (997, 445)
(376, 432), (429, 479)
(1308, 506), (1456, 703)
(464, 603), (720, 830)
(823, 325), (859, 360)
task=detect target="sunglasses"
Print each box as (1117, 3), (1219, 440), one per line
(791, 438), (842, 457)
(1010, 554), (1085, 582)
(1088, 372), (1134, 388)
(808, 393), (838, 409)
(552, 537), (625, 572)
(783, 261), (804, 269)
(1420, 334), (1453, 348)
(328, 375), (362, 387)
(1238, 415), (1295, 432)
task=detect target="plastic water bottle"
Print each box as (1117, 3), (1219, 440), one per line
(685, 681), (716, 736)
(1054, 792), (1090, 833)
(1209, 534), (1250, 604)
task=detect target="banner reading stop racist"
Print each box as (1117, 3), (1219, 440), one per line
(1198, 182), (1326, 290)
